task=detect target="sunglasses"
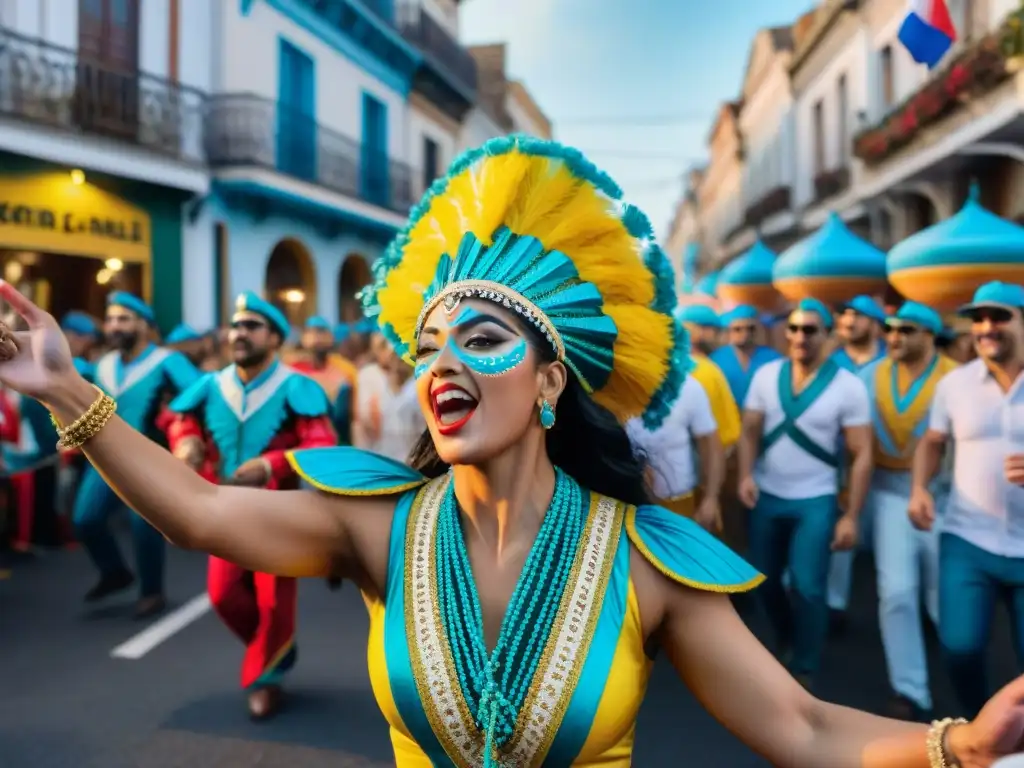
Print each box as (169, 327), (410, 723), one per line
(231, 319), (268, 332)
(787, 324), (820, 336)
(730, 324), (757, 333)
(885, 324), (919, 336)
(969, 307), (1014, 324)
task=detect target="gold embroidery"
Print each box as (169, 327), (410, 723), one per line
(406, 481), (623, 767)
(406, 476), (479, 767)
(504, 493), (623, 767)
(874, 356), (957, 464)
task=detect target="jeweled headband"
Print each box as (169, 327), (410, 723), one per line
(361, 135), (690, 428)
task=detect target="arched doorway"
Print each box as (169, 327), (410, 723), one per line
(338, 254), (371, 322)
(264, 238), (316, 330)
(904, 192), (939, 234)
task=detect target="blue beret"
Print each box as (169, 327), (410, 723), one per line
(722, 304), (759, 324)
(674, 304), (721, 328)
(890, 302), (943, 334)
(107, 291), (154, 324)
(841, 295), (887, 322)
(793, 298), (834, 329)
(959, 281), (1024, 315)
(61, 311), (98, 337)
(166, 323), (201, 344)
(233, 291), (291, 338)
(304, 316), (331, 331)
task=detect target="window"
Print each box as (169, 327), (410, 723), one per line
(423, 137), (439, 192)
(880, 45), (895, 110)
(78, 0), (139, 71)
(213, 223), (229, 325)
(837, 73), (848, 162)
(812, 99), (825, 176)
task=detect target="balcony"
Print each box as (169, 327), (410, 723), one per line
(812, 166), (850, 204)
(395, 2), (477, 119)
(744, 186), (791, 228)
(205, 94), (415, 215)
(0, 26), (205, 164)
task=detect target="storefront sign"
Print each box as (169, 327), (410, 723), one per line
(0, 174), (151, 263)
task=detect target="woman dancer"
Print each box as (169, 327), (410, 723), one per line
(1, 137), (1023, 767)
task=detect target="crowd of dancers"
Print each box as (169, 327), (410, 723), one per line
(5, 278), (1020, 728)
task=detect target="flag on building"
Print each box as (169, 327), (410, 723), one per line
(897, 0), (957, 68)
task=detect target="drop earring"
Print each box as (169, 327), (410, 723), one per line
(538, 399), (556, 429)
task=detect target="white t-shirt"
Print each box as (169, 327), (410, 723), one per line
(929, 359), (1024, 557)
(745, 358), (870, 500)
(355, 365), (425, 463)
(627, 375), (717, 499)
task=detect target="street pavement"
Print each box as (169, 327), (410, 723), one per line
(1, 532), (1019, 768)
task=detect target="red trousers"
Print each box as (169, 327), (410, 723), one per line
(207, 556), (297, 689)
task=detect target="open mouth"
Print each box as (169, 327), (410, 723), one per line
(431, 383), (478, 435)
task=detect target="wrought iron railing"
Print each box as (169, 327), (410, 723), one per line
(0, 26), (205, 163)
(204, 94), (417, 214)
(396, 3), (477, 95)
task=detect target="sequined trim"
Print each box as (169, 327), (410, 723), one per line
(406, 479), (622, 767)
(504, 493), (623, 767)
(285, 452), (428, 497)
(415, 279), (566, 362)
(624, 507), (766, 593)
(406, 476), (479, 767)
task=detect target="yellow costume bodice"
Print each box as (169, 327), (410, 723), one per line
(287, 447), (763, 768)
(365, 578), (651, 766)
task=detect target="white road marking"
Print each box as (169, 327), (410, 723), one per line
(110, 593), (212, 660)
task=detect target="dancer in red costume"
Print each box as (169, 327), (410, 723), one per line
(166, 293), (336, 719)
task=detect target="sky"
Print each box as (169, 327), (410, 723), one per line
(460, 0), (818, 241)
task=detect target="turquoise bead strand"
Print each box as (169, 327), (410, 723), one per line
(434, 470), (586, 764)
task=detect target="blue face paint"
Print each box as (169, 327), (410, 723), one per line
(414, 305), (528, 379)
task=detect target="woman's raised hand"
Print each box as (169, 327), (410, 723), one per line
(0, 281), (79, 404)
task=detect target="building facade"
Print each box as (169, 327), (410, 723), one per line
(187, 0), (420, 331)
(681, 0), (1024, 289)
(0, 0), (210, 331)
(730, 25), (799, 256)
(699, 102), (744, 270)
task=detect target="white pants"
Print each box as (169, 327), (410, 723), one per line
(872, 486), (940, 709)
(826, 502), (875, 611)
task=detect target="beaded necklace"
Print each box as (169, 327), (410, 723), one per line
(435, 468), (586, 766)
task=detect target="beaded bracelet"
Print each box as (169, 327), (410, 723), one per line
(50, 386), (118, 450)
(926, 717), (967, 768)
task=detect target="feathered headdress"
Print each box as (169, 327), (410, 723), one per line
(362, 135), (689, 428)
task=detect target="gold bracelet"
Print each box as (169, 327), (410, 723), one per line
(926, 717), (968, 768)
(50, 387), (118, 450)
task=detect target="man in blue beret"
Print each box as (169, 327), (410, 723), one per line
(911, 281), (1024, 714)
(73, 292), (201, 617)
(858, 301), (958, 720)
(290, 316), (358, 445)
(710, 304), (782, 407)
(60, 311), (101, 379)
(738, 298), (873, 690)
(833, 295), (888, 372)
(165, 323), (206, 367)
(167, 292), (338, 719)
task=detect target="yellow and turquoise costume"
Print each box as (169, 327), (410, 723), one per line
(287, 136), (764, 767)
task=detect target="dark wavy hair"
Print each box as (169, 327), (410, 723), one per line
(407, 320), (651, 506)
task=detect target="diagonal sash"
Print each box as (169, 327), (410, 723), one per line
(761, 359), (840, 468)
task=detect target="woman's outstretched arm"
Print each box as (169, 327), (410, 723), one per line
(48, 373), (374, 578)
(656, 579), (1022, 767)
(0, 281), (381, 580)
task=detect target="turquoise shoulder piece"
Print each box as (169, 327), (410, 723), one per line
(162, 350), (201, 393)
(287, 446), (428, 496)
(284, 372), (331, 418)
(626, 504), (764, 592)
(168, 373), (213, 413)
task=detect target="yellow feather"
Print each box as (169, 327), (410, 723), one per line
(593, 305), (673, 421)
(375, 145), (676, 420)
